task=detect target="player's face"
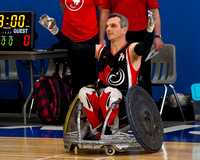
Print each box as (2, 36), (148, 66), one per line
(106, 17), (125, 41)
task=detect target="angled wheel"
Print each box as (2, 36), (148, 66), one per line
(105, 146), (115, 156)
(63, 95), (80, 134)
(126, 86), (164, 153)
(63, 85), (95, 134)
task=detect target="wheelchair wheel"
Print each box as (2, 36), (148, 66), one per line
(63, 85), (95, 135)
(64, 95), (79, 134)
(126, 86), (164, 153)
(105, 146), (115, 156)
(63, 94), (89, 133)
(63, 94), (90, 151)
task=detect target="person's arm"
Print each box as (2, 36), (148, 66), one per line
(129, 11), (155, 70)
(99, 9), (110, 45)
(39, 14), (96, 58)
(55, 31), (96, 58)
(134, 11), (155, 56)
(60, 2), (65, 14)
(150, 8), (164, 51)
(97, 4), (103, 26)
(134, 32), (153, 56)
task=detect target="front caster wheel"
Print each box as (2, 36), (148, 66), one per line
(105, 146), (115, 156)
(74, 145), (79, 155)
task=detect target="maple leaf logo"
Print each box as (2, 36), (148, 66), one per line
(98, 65), (112, 85)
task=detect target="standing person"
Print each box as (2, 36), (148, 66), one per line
(99, 0), (164, 95)
(59, 0), (103, 97)
(39, 11), (155, 137)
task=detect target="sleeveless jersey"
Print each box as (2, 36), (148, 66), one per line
(97, 43), (140, 92)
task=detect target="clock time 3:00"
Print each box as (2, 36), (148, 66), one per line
(0, 11), (35, 50)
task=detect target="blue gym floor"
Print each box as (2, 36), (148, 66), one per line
(0, 116), (200, 143)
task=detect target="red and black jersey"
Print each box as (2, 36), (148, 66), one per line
(97, 43), (140, 92)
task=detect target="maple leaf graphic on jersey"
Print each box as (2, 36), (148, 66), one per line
(98, 65), (112, 85)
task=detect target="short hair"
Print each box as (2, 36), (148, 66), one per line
(108, 13), (129, 29)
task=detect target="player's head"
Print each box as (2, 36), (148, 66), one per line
(106, 13), (129, 41)
(108, 13), (129, 29)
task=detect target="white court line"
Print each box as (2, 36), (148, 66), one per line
(1, 124), (199, 134)
(189, 131), (200, 135)
(0, 125), (63, 131)
(95, 157), (115, 160)
(0, 152), (109, 160)
(36, 154), (67, 160)
(37, 155), (100, 160)
(0, 144), (63, 149)
(164, 125), (200, 133)
(0, 154), (41, 158)
(40, 126), (63, 130)
(0, 153), (98, 160)
(0, 126), (40, 129)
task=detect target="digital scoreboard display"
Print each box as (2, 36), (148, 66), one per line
(0, 11), (35, 51)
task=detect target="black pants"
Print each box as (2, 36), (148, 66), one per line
(51, 34), (99, 98)
(126, 29), (152, 96)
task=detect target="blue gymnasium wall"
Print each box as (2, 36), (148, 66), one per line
(0, 0), (200, 102)
(152, 0), (200, 101)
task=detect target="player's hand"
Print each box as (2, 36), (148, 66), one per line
(154, 37), (164, 51)
(39, 14), (59, 35)
(147, 10), (156, 33)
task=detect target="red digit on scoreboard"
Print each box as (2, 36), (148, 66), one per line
(23, 35), (30, 46)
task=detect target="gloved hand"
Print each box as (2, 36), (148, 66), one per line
(39, 14), (59, 35)
(147, 10), (156, 33)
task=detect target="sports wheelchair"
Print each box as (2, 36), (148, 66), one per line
(63, 85), (163, 155)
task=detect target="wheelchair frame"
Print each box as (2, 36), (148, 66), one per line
(63, 86), (163, 156)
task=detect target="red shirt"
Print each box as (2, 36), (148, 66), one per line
(60, 0), (102, 42)
(102, 0), (159, 31)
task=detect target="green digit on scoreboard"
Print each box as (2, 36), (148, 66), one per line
(8, 38), (13, 46)
(1, 37), (6, 46)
